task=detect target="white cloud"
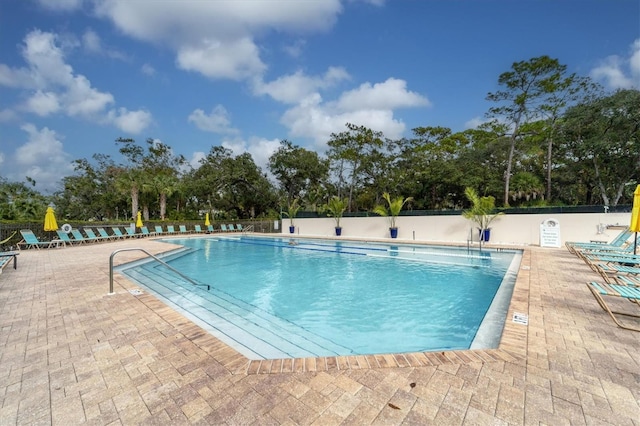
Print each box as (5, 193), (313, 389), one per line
(141, 63), (156, 76)
(278, 77), (429, 146)
(107, 108), (153, 134)
(11, 123), (74, 193)
(337, 78), (430, 111)
(590, 38), (640, 90)
(283, 39), (307, 58)
(82, 29), (101, 53)
(0, 30), (151, 133)
(23, 90), (60, 116)
(220, 136), (281, 173)
(464, 116), (488, 129)
(253, 67), (350, 104)
(93, 0), (344, 81)
(188, 105), (239, 135)
(176, 37), (266, 80)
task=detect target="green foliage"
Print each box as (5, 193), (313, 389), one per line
(372, 193), (413, 229)
(281, 198), (301, 226)
(322, 196), (348, 228)
(462, 187), (503, 230)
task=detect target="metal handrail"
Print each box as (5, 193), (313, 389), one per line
(109, 247), (209, 294)
(242, 224), (254, 233)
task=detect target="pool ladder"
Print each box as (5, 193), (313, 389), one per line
(108, 248), (210, 294)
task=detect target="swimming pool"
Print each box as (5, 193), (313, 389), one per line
(117, 236), (521, 359)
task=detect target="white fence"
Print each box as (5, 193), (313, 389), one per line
(280, 212), (632, 246)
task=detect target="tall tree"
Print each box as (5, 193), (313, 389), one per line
(486, 56), (571, 206)
(560, 89), (640, 206)
(326, 123), (385, 210)
(268, 140), (329, 203)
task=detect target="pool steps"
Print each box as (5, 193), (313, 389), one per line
(121, 262), (353, 359)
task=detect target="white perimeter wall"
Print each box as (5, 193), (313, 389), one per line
(279, 212), (631, 246)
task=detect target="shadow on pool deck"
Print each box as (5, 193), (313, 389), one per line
(1, 236), (639, 424)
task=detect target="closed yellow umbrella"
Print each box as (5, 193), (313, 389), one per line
(136, 211), (143, 229)
(44, 206), (58, 231)
(205, 213), (211, 226)
(630, 185), (640, 254)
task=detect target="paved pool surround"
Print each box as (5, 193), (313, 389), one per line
(1, 235), (639, 424)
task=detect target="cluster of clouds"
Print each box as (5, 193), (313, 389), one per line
(1, 0), (638, 194)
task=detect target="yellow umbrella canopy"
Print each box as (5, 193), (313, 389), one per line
(205, 212), (211, 226)
(631, 184), (640, 233)
(136, 211), (143, 228)
(44, 206), (58, 231)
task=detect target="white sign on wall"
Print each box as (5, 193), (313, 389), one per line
(540, 218), (561, 247)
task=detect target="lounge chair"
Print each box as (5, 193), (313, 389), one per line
(227, 224), (237, 232)
(236, 224), (243, 232)
(112, 227), (129, 239)
(71, 229), (90, 244)
(154, 225), (164, 235)
(566, 228), (633, 254)
(96, 227), (115, 241)
(0, 251), (19, 272)
(166, 225), (177, 234)
(586, 281), (640, 331)
(17, 230), (54, 250)
(140, 226), (153, 237)
(194, 225), (203, 233)
(179, 225), (189, 234)
(208, 225), (216, 233)
(125, 227), (139, 238)
(220, 224), (228, 232)
(84, 228), (108, 242)
(55, 230), (75, 246)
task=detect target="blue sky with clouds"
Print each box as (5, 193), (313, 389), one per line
(0, 0), (638, 193)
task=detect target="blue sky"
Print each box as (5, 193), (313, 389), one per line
(1, 0), (638, 194)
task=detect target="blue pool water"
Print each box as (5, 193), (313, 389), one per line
(118, 236), (521, 359)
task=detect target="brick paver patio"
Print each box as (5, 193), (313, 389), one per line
(1, 237), (639, 425)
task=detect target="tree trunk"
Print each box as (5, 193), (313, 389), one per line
(593, 159), (610, 206)
(503, 136), (516, 207)
(546, 136), (553, 201)
(160, 193), (167, 220)
(130, 186), (139, 220)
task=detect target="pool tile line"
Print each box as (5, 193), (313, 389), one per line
(114, 244), (531, 376)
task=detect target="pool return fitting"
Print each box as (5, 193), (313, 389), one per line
(109, 248), (209, 295)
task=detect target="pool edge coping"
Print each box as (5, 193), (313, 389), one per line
(114, 234), (530, 374)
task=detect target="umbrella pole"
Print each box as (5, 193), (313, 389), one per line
(635, 232), (638, 255)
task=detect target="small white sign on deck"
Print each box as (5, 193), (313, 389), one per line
(540, 218), (561, 248)
(512, 312), (529, 325)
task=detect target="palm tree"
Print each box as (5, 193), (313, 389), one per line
(373, 192), (413, 237)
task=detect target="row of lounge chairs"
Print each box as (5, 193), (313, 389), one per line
(566, 227), (640, 331)
(17, 223), (250, 249)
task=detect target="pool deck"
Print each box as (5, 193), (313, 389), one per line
(1, 236), (639, 425)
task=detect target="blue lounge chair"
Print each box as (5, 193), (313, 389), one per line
(220, 224), (228, 232)
(166, 225), (177, 234)
(125, 227), (139, 238)
(194, 225), (203, 233)
(55, 230), (75, 246)
(587, 281), (640, 331)
(179, 225), (189, 234)
(208, 225), (216, 233)
(17, 230), (53, 250)
(227, 224), (237, 232)
(567, 228), (633, 254)
(84, 228), (108, 242)
(236, 224), (243, 232)
(140, 226), (153, 237)
(154, 225), (164, 235)
(96, 227), (115, 241)
(0, 251), (19, 271)
(112, 227), (129, 239)
(71, 229), (89, 244)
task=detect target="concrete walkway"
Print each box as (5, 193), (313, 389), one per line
(0, 237), (639, 425)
